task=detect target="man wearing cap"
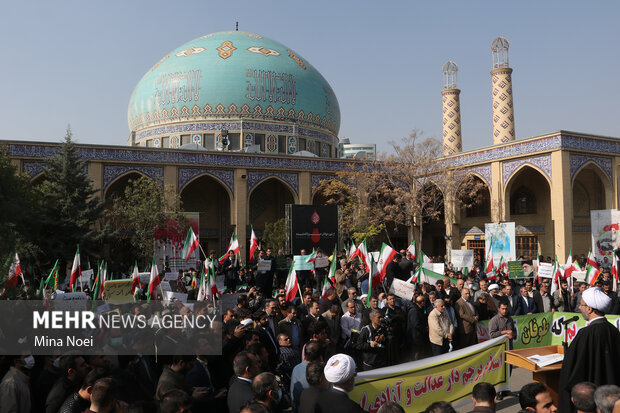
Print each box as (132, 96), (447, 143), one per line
(558, 287), (620, 413)
(315, 354), (366, 412)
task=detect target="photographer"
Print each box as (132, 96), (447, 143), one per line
(355, 310), (388, 371)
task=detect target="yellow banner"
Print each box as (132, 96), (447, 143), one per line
(350, 336), (509, 412)
(103, 279), (133, 304)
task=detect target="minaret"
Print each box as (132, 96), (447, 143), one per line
(441, 61), (462, 156)
(491, 37), (515, 144)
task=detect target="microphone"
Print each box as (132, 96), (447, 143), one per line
(562, 315), (579, 326)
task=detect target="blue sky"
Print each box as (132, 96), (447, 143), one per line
(1, 1), (618, 152)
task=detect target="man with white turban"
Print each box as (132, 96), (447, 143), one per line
(558, 287), (620, 413)
(314, 354), (366, 412)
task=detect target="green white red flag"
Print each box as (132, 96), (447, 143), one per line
(305, 248), (318, 264)
(249, 226), (259, 261)
(284, 262), (299, 302)
(586, 250), (600, 285)
(219, 232), (240, 264)
(182, 227), (200, 261)
(7, 253), (23, 288)
(321, 246), (338, 299)
(69, 245), (81, 292)
(351, 239), (372, 274)
(148, 257), (161, 300)
(375, 243), (397, 282)
(563, 250), (580, 279)
(485, 241), (495, 279)
(131, 262), (140, 295)
(407, 241), (416, 261)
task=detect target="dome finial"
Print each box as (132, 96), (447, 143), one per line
(491, 36), (510, 68)
(236, 21), (239, 31)
(442, 61), (458, 90)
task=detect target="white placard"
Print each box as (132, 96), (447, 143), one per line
(423, 263), (445, 274)
(257, 260), (273, 272)
(293, 256), (314, 271)
(81, 269), (94, 281)
(571, 270), (586, 282)
(164, 272), (178, 281)
(389, 278), (415, 301)
(537, 262), (554, 279)
(451, 250), (474, 269)
(52, 291), (88, 311)
(164, 291), (188, 304)
(138, 272), (151, 285)
(160, 281), (172, 292)
(314, 256), (329, 268)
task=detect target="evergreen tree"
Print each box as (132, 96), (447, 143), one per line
(38, 127), (106, 270)
(0, 145), (42, 278)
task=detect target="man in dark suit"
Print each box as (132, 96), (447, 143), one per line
(314, 354), (366, 413)
(515, 286), (537, 315)
(254, 310), (279, 371)
(407, 294), (430, 361)
(384, 254), (405, 290)
(298, 361), (328, 413)
(277, 305), (304, 352)
(227, 351), (260, 413)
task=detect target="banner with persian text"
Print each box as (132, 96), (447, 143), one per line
(476, 312), (620, 349)
(350, 336), (509, 412)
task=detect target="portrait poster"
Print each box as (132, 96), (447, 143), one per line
(485, 222), (516, 262)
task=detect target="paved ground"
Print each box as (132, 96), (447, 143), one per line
(456, 367), (531, 412)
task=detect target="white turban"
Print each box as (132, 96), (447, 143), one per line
(324, 353), (356, 384)
(582, 287), (612, 312)
(488, 283), (500, 291)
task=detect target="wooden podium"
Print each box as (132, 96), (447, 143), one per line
(505, 345), (564, 406)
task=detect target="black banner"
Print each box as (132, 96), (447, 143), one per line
(290, 205), (338, 254)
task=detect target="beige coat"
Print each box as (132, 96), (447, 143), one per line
(428, 308), (455, 346)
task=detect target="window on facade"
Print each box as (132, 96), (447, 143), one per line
(516, 236), (538, 260)
(255, 134), (265, 152)
(228, 133), (240, 150)
(298, 138), (306, 152)
(162, 137), (170, 148)
(465, 191), (490, 217)
(511, 186), (536, 215)
(146, 139), (153, 147)
(466, 240), (486, 263)
(204, 134), (214, 150)
(181, 135), (192, 146)
(278, 135), (286, 153)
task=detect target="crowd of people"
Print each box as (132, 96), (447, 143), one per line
(1, 246), (620, 412)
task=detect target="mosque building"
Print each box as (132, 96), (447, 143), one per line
(5, 32), (619, 262)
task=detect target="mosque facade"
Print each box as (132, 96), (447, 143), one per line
(5, 33), (619, 262)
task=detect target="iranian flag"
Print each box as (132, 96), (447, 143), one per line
(219, 232), (240, 264)
(199, 259), (219, 301)
(69, 245), (81, 292)
(348, 242), (357, 259)
(7, 253), (23, 288)
(551, 256), (562, 294)
(182, 227), (200, 261)
(407, 241), (416, 260)
(321, 247), (338, 299)
(284, 262), (299, 302)
(148, 257), (161, 300)
(365, 259), (374, 307)
(485, 241), (496, 280)
(585, 251), (601, 286)
(351, 239), (372, 274)
(305, 248), (318, 264)
(498, 256), (507, 273)
(375, 243), (397, 283)
(131, 262), (140, 295)
(563, 250), (580, 279)
(249, 226), (259, 261)
(406, 266), (422, 283)
(612, 254), (618, 292)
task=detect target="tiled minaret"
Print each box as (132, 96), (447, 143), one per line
(441, 61), (462, 156)
(491, 37), (515, 144)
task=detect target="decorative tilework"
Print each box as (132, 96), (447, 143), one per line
(103, 165), (163, 189)
(287, 136), (297, 154)
(569, 153), (613, 182)
(22, 161), (49, 177)
(244, 133), (254, 148)
(467, 165), (492, 188)
(311, 174), (338, 193)
(247, 171), (298, 195)
(136, 122), (242, 140)
(177, 168), (234, 193)
(321, 143), (329, 158)
(502, 155), (551, 186)
(266, 135), (278, 153)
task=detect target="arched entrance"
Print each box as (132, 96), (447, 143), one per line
(420, 182), (446, 260)
(459, 175), (491, 262)
(249, 178), (296, 234)
(104, 172), (146, 200)
(180, 175), (232, 255)
(572, 164), (612, 255)
(505, 166), (551, 259)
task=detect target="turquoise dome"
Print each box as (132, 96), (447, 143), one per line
(128, 31), (340, 136)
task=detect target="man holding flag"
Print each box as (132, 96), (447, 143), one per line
(69, 245), (81, 292)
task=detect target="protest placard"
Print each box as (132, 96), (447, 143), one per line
(314, 256), (329, 268)
(507, 261), (525, 278)
(164, 291), (188, 304)
(423, 263), (445, 274)
(257, 260), (272, 272)
(293, 256), (314, 271)
(451, 250), (474, 269)
(164, 272), (178, 281)
(160, 281), (172, 292)
(571, 270), (586, 282)
(138, 272), (151, 285)
(52, 291), (89, 311)
(103, 279), (133, 304)
(537, 262), (554, 279)
(389, 278), (415, 301)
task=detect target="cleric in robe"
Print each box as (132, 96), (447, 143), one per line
(558, 286), (620, 413)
